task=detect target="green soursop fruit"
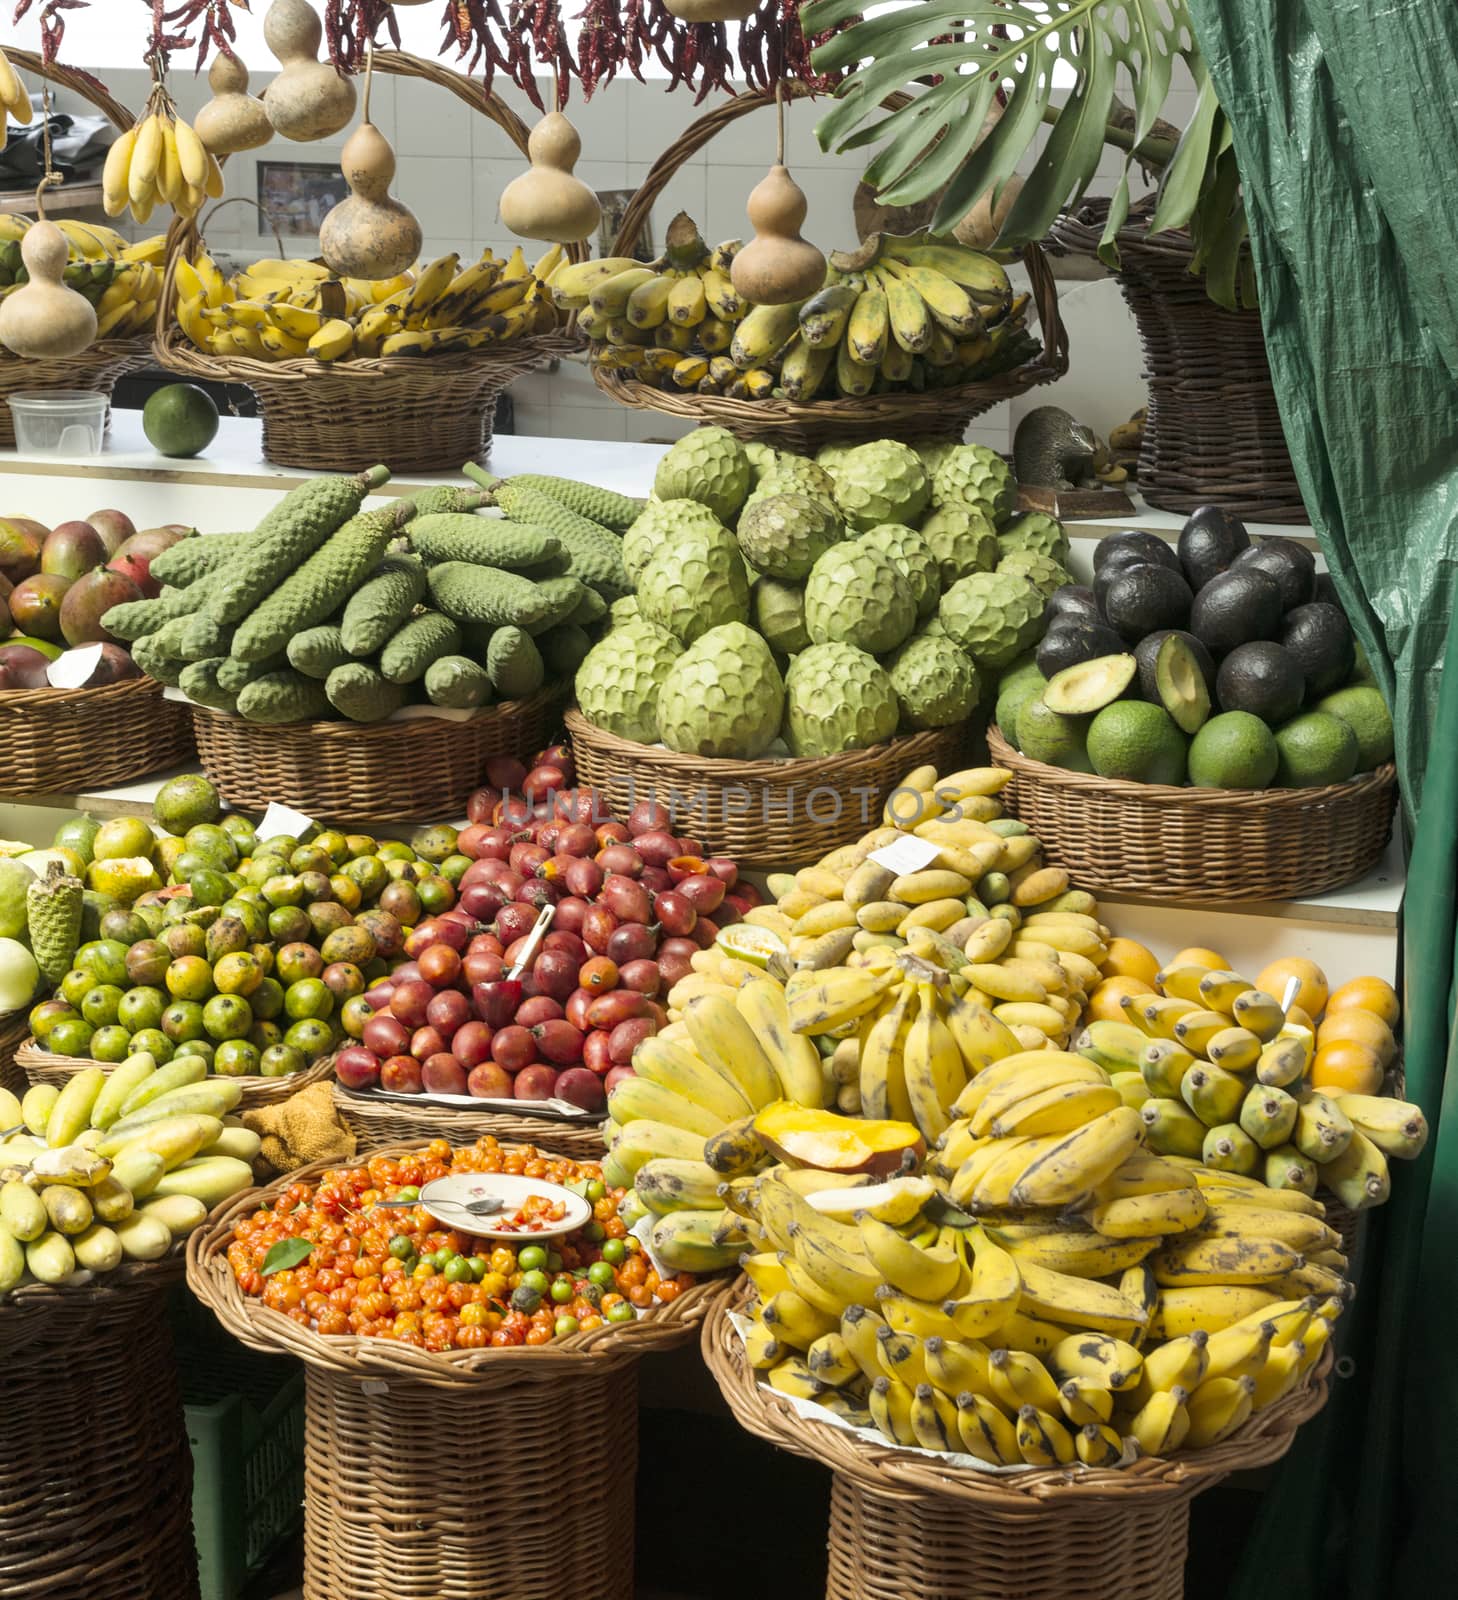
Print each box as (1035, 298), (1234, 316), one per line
(938, 570), (1044, 669)
(653, 427), (751, 522)
(26, 861), (84, 986)
(574, 620), (683, 743)
(743, 457), (838, 516)
(858, 524), (941, 619)
(996, 511), (1070, 566)
(743, 440), (781, 482)
(804, 542), (917, 656)
(637, 521), (750, 643)
(886, 634), (981, 730)
(783, 643), (899, 757)
(918, 503), (999, 587)
(656, 623), (784, 758)
(736, 493), (842, 580)
(930, 443), (1016, 524)
(753, 577), (811, 656)
(831, 441), (930, 530)
(623, 499), (727, 581)
(997, 549), (1072, 598)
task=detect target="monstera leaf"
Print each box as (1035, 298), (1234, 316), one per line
(805, 1), (1248, 306)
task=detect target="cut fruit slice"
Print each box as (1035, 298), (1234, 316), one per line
(753, 1101), (926, 1175)
(805, 1175), (934, 1225)
(717, 923), (788, 968)
(1043, 653), (1138, 715)
(1156, 633), (1213, 734)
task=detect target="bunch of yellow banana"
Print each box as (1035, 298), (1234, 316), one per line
(102, 93), (221, 224)
(732, 1155), (1344, 1463)
(0, 47), (33, 148)
(582, 214), (1036, 401)
(171, 244), (567, 363)
(1075, 956), (1426, 1211)
(0, 218), (165, 341)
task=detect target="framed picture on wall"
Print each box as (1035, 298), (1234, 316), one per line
(598, 189), (650, 261)
(256, 160), (344, 237)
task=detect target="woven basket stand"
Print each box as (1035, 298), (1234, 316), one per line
(0, 1256), (199, 1600)
(986, 725), (1397, 903)
(1048, 197), (1304, 523)
(188, 685), (564, 824)
(331, 1081), (606, 1159)
(565, 708), (973, 871)
(704, 1282), (1330, 1600)
(0, 1010), (27, 1096)
(187, 1144), (717, 1600)
(16, 1035), (335, 1109)
(0, 51), (154, 448)
(592, 84), (1069, 452)
(150, 51), (583, 475)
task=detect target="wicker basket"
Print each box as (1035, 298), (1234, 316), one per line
(187, 1144), (717, 1600)
(16, 1037), (335, 1110)
(986, 725), (1397, 903)
(704, 1283), (1330, 1600)
(331, 1082), (607, 1159)
(0, 1011), (26, 1097)
(0, 674), (195, 798)
(189, 687), (563, 824)
(0, 52), (152, 448)
(0, 1256), (199, 1600)
(151, 51), (583, 475)
(1049, 197), (1305, 522)
(592, 86), (1068, 453)
(566, 708), (972, 870)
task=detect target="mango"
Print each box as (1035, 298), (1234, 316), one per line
(113, 1211), (171, 1261)
(89, 1052), (158, 1130)
(0, 1178), (47, 1241)
(72, 1222), (123, 1272)
(118, 1054), (208, 1117)
(138, 1194), (208, 1238)
(150, 1155), (253, 1209)
(24, 1230), (76, 1283)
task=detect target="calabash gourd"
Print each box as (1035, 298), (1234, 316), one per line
(498, 113), (602, 245)
(195, 52), (273, 155)
(0, 217), (97, 358)
(261, 0), (356, 143)
(730, 165), (827, 306)
(954, 176), (1025, 251)
(319, 120), (423, 280)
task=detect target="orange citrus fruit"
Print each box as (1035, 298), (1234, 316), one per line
(1087, 975), (1155, 1024)
(1310, 1041), (1384, 1095)
(1168, 946), (1230, 972)
(1325, 976), (1400, 1029)
(1101, 938), (1160, 988)
(1317, 1008), (1396, 1066)
(1255, 958), (1329, 1019)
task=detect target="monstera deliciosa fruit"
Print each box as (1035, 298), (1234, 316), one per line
(804, 0), (1253, 308)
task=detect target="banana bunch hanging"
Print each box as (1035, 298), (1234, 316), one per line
(103, 82), (222, 225)
(0, 47), (33, 148)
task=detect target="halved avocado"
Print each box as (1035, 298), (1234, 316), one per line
(1135, 629), (1216, 704)
(1043, 652), (1139, 715)
(1155, 632), (1212, 734)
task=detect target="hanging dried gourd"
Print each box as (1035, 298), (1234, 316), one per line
(194, 51), (273, 155)
(0, 178), (96, 358)
(0, 46), (34, 151)
(661, 1), (758, 18)
(262, 0), (357, 142)
(498, 111), (602, 245)
(319, 51), (422, 281)
(730, 88), (827, 306)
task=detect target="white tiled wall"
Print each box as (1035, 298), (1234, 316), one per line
(43, 57), (1203, 450)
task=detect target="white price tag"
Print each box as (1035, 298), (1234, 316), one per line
(257, 800), (316, 841)
(45, 644), (104, 689)
(868, 833), (941, 875)
(360, 1379), (390, 1397)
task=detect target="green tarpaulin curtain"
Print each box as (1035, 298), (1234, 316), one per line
(1183, 0), (1458, 1592)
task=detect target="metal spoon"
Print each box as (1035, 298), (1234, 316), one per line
(372, 1194), (507, 1216)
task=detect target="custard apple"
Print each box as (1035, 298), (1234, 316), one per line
(914, 438), (960, 477)
(918, 503), (999, 588)
(653, 426), (752, 521)
(886, 634), (981, 730)
(997, 549), (1072, 599)
(815, 442), (858, 478)
(609, 596), (641, 626)
(656, 623), (784, 758)
(997, 512), (1070, 567)
(753, 578), (811, 656)
(930, 443), (1016, 524)
(784, 643), (899, 757)
(743, 457), (838, 516)
(637, 521), (750, 643)
(938, 570), (1044, 669)
(858, 524), (940, 619)
(831, 441), (930, 530)
(574, 620), (683, 744)
(737, 493), (842, 580)
(804, 542), (917, 656)
(743, 440), (781, 483)
(623, 499), (727, 581)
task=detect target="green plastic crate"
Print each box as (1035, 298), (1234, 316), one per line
(172, 1293), (305, 1600)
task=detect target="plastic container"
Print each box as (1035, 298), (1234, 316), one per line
(6, 389), (109, 454)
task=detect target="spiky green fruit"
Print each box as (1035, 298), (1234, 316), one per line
(804, 542), (917, 656)
(652, 427), (752, 522)
(830, 441), (930, 530)
(575, 620), (683, 744)
(929, 443), (1016, 524)
(753, 577), (811, 656)
(656, 623), (784, 758)
(886, 634), (981, 730)
(623, 499), (727, 582)
(737, 493), (842, 581)
(784, 643), (900, 756)
(636, 521), (751, 643)
(918, 503), (999, 588)
(937, 570), (1044, 669)
(858, 523), (941, 619)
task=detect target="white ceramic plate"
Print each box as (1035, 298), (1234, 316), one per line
(416, 1172), (592, 1240)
